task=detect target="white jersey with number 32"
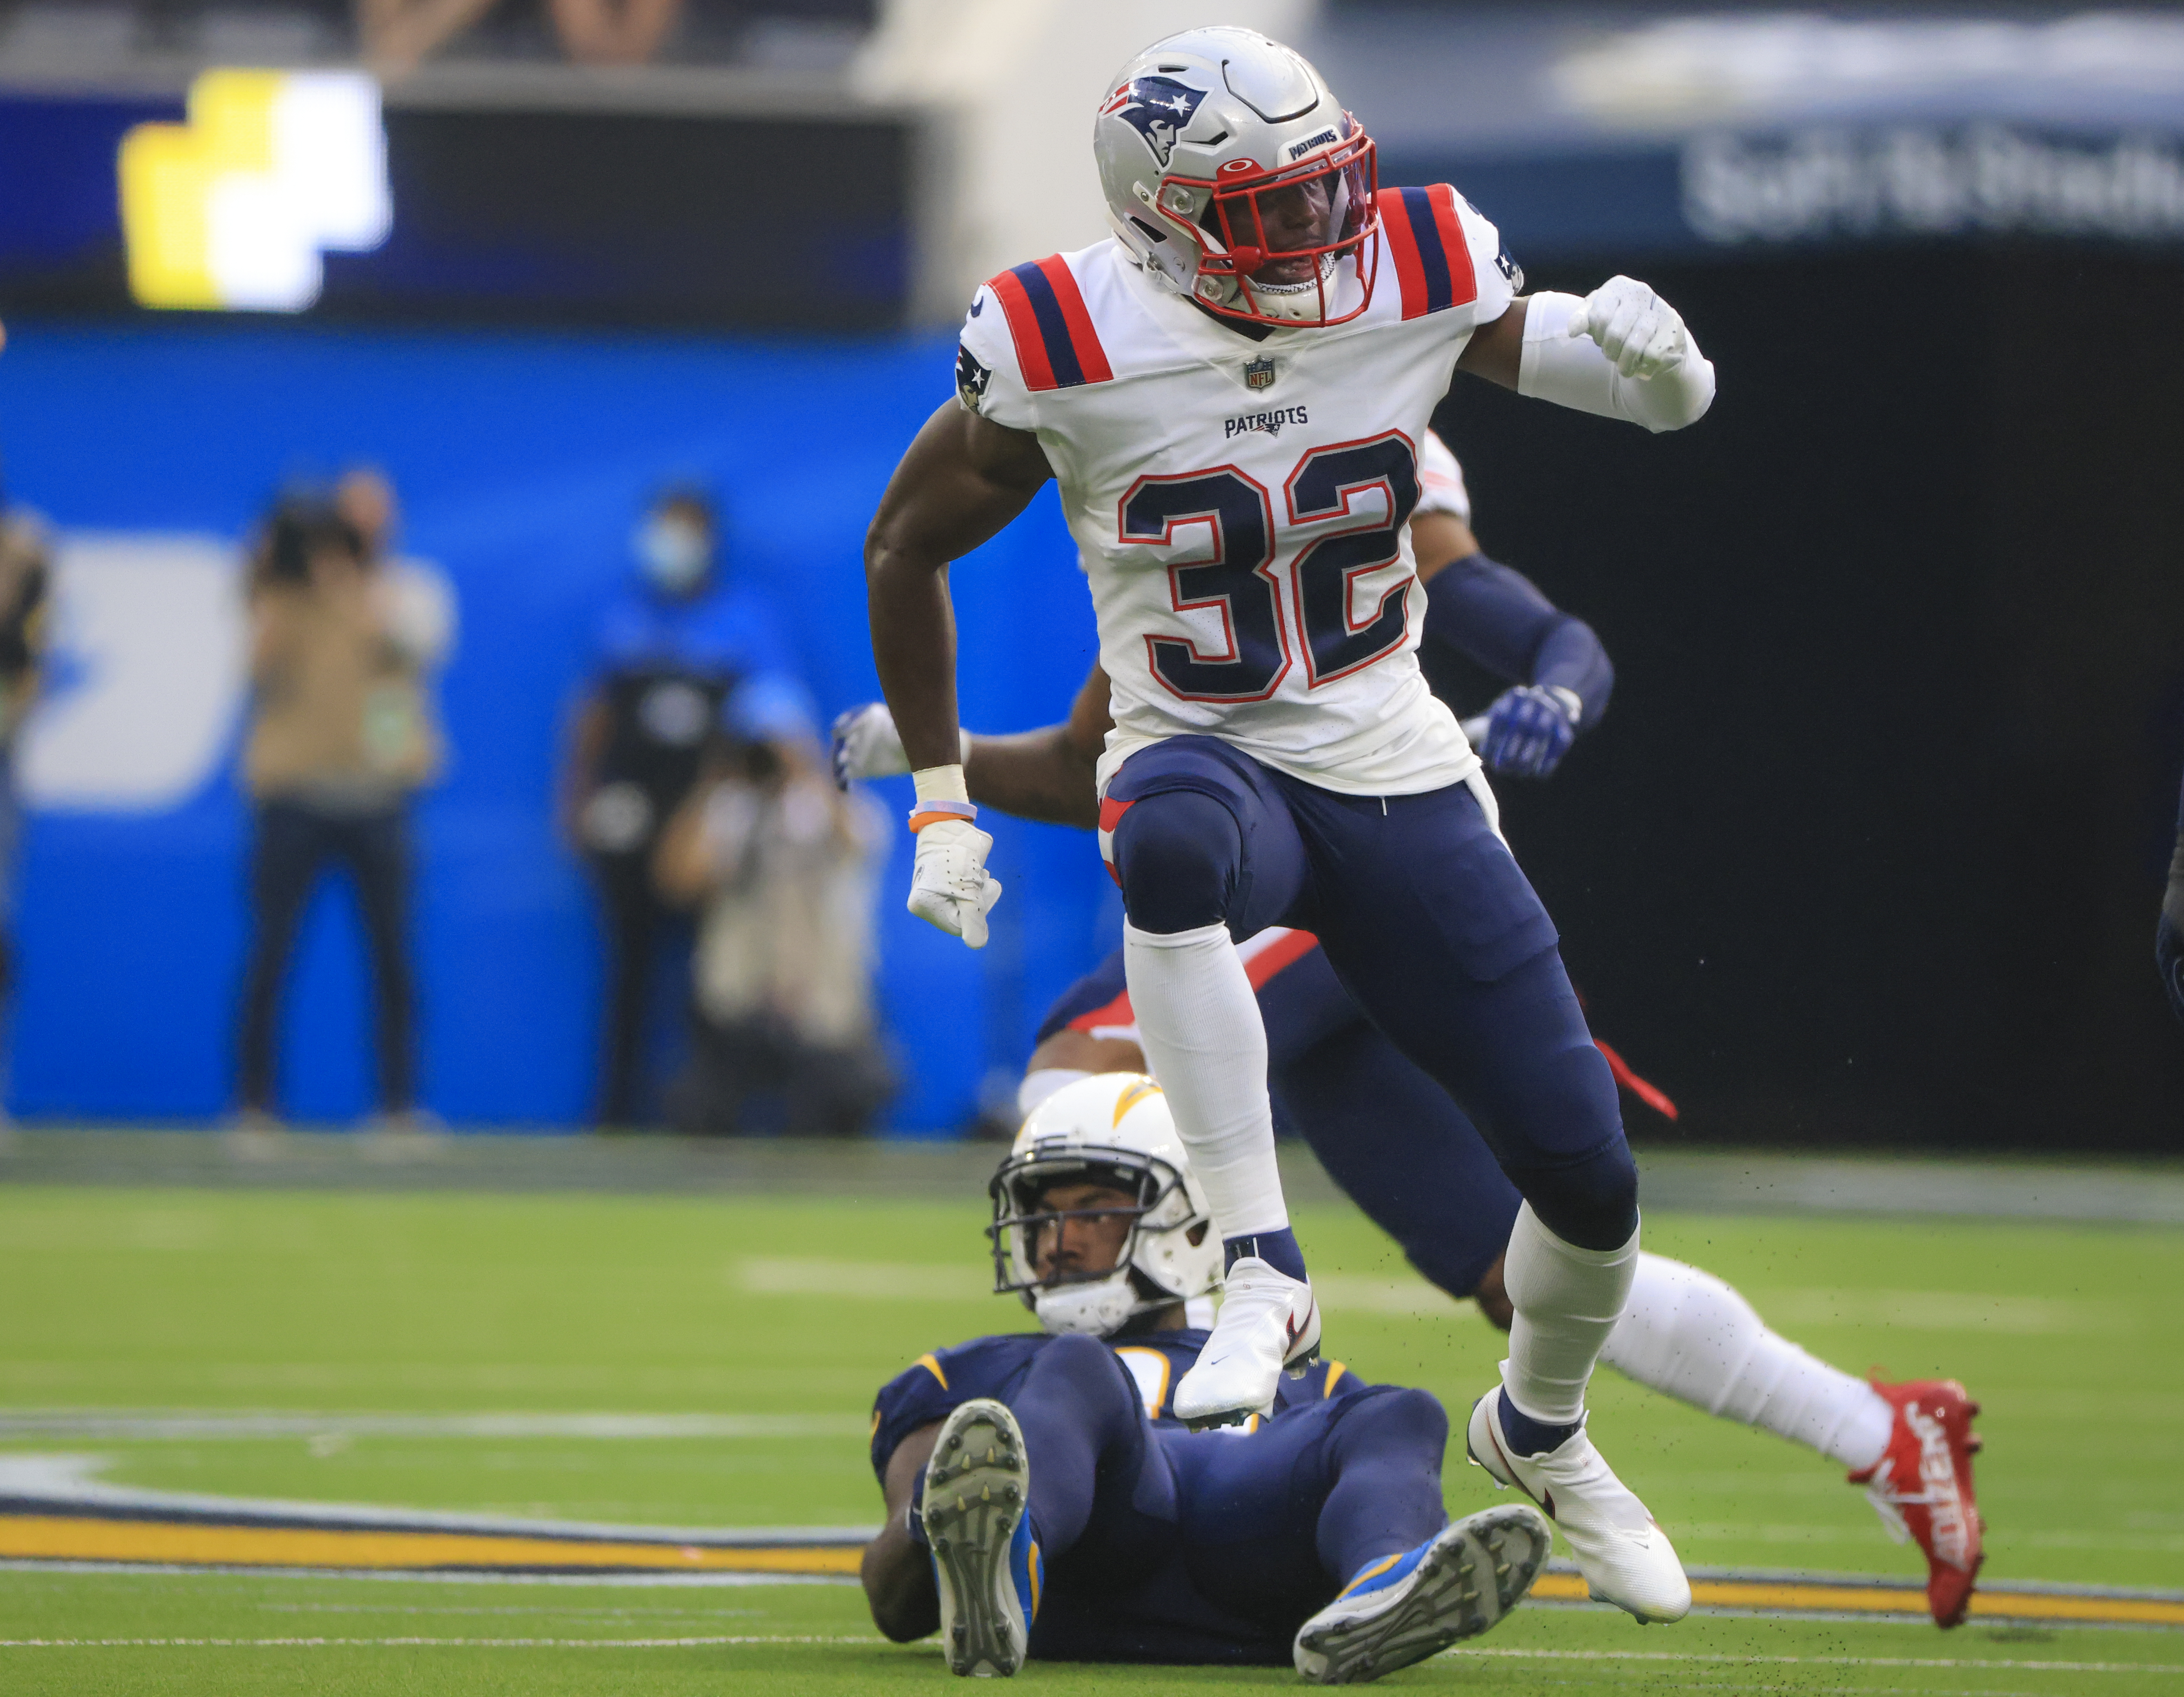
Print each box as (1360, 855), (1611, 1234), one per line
(956, 185), (1515, 797)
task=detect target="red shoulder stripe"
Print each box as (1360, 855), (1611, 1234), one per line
(1374, 188), (1430, 320)
(1422, 184), (1478, 311)
(986, 257), (1112, 393)
(1375, 186), (1479, 319)
(1033, 256), (1113, 385)
(987, 267), (1056, 391)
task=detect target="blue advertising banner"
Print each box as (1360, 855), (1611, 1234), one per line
(0, 321), (1112, 1130)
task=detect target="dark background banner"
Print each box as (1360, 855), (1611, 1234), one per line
(1430, 242), (2184, 1151)
(0, 94), (916, 329)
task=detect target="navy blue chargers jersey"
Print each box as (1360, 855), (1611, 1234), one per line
(870, 1328), (1365, 1480)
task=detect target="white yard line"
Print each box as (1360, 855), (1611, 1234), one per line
(1446, 1648), (2184, 1673)
(0, 1638), (2175, 1672)
(0, 1411), (865, 1440)
(0, 1634), (889, 1647)
(0, 1454), (877, 1545)
(0, 1560), (847, 1587)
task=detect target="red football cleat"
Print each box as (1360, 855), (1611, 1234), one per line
(1849, 1377), (1984, 1627)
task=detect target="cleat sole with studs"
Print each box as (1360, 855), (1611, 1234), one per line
(1294, 1504), (1551, 1686)
(921, 1399), (1032, 1678)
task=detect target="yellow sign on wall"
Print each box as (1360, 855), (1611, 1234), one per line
(119, 69), (392, 312)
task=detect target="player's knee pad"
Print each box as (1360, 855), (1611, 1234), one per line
(1110, 790), (1243, 935)
(1341, 1385), (1448, 1458)
(1506, 1134), (1639, 1253)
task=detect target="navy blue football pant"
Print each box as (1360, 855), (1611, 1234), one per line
(1008, 1334), (1448, 1666)
(1038, 941), (1524, 1302)
(1106, 736), (1635, 1252)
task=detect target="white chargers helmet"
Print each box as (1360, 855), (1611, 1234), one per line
(988, 1073), (1220, 1338)
(1093, 26), (1379, 328)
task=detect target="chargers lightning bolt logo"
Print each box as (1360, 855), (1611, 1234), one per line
(1103, 76), (1206, 169)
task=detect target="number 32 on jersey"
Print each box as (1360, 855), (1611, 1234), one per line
(1119, 431), (1421, 703)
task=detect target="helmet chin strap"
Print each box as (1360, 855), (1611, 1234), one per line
(1193, 253), (1340, 324)
(1034, 1278), (1143, 1338)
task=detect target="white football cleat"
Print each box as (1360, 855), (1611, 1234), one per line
(1466, 1387), (1690, 1624)
(1173, 1256), (1320, 1429)
(921, 1399), (1041, 1677)
(1294, 1503), (1553, 1684)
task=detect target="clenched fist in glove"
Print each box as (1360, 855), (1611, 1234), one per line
(1479, 685), (1582, 780)
(908, 810), (1003, 949)
(833, 704), (974, 791)
(1566, 275), (1695, 381)
(832, 703), (909, 789)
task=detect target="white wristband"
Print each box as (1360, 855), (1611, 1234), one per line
(910, 763), (976, 825)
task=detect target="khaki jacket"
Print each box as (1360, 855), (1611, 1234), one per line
(244, 570), (443, 800)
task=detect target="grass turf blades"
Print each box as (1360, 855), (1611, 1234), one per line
(0, 1178), (2178, 1691)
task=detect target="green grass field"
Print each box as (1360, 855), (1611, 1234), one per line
(1, 1176), (2180, 1693)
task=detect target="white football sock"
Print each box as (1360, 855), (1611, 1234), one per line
(1016, 1068), (1091, 1118)
(1500, 1202), (1636, 1426)
(1599, 1253), (1893, 1473)
(1121, 919), (1288, 1241)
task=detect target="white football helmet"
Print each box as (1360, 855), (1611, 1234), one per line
(1093, 27), (1379, 327)
(988, 1073), (1220, 1338)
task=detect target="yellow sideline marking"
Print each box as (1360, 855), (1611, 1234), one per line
(9, 1511), (2181, 1628)
(0, 1519), (860, 1576)
(1532, 1571), (2184, 1627)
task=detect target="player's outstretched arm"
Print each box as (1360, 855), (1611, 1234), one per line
(833, 662), (1112, 830)
(865, 400), (1052, 946)
(1456, 282), (1715, 432)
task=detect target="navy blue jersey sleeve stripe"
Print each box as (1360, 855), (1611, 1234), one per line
(1009, 261), (1087, 389)
(1400, 187), (1454, 314)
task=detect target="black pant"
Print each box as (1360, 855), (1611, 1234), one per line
(664, 1014), (894, 1138)
(237, 799), (416, 1114)
(589, 849), (683, 1125)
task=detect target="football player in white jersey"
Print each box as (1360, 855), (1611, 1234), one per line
(863, 27), (1713, 1624)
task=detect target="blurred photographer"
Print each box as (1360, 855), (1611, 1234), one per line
(0, 505), (48, 1095)
(235, 485), (450, 1140)
(652, 680), (893, 1138)
(561, 486), (802, 1125)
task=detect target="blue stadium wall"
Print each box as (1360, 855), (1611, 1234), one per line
(1, 322), (1115, 1131)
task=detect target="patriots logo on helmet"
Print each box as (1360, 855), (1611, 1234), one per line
(1104, 75), (1206, 170)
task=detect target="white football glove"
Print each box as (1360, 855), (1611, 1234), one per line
(1567, 276), (1690, 381)
(908, 818), (1003, 949)
(832, 702), (909, 789)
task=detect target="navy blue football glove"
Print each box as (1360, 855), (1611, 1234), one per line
(1479, 685), (1582, 780)
(2160, 907), (2184, 1029)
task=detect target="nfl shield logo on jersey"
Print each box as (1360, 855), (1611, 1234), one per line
(1244, 356), (1276, 392)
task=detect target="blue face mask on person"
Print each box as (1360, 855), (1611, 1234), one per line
(635, 513), (711, 593)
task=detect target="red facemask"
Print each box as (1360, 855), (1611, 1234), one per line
(1171, 124), (1380, 328)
